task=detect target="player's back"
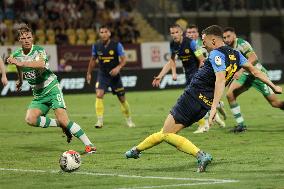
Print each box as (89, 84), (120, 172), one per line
(188, 46), (242, 108)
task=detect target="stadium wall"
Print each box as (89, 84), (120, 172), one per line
(1, 65), (283, 97)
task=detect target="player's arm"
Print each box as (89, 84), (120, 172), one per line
(86, 44), (98, 84)
(16, 66), (23, 92)
(152, 55), (176, 87)
(0, 57), (8, 86)
(239, 51), (282, 94)
(86, 56), (97, 84)
(208, 51), (227, 126)
(7, 57), (45, 68)
(109, 42), (126, 76)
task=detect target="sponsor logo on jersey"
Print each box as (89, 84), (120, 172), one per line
(185, 49), (190, 54)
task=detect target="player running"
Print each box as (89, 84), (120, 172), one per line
(125, 25), (281, 172)
(7, 24), (96, 154)
(86, 25), (135, 128)
(223, 27), (284, 133)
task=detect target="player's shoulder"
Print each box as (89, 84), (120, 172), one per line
(12, 47), (22, 57)
(236, 37), (251, 47)
(33, 45), (44, 50)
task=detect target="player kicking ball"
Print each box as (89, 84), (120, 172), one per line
(125, 25), (282, 172)
(7, 24), (96, 154)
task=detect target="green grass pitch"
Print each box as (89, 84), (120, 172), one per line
(0, 87), (284, 189)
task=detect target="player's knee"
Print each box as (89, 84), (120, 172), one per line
(96, 94), (104, 98)
(25, 116), (37, 126)
(270, 100), (282, 108)
(226, 91), (235, 102)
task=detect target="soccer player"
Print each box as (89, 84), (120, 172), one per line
(152, 24), (207, 130)
(125, 25), (282, 172)
(186, 24), (226, 133)
(86, 25), (135, 128)
(7, 24), (96, 154)
(0, 57), (8, 86)
(223, 27), (284, 133)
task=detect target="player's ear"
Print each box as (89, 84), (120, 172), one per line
(212, 38), (216, 46)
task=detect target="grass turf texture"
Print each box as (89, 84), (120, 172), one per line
(0, 87), (284, 189)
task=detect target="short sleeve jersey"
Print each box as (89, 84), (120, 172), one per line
(11, 45), (57, 96)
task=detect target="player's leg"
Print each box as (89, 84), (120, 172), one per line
(26, 98), (58, 128)
(52, 86), (96, 153)
(95, 88), (105, 128)
(112, 75), (135, 127)
(251, 78), (284, 110)
(265, 94), (284, 110)
(54, 108), (96, 153)
(226, 76), (250, 132)
(94, 72), (109, 128)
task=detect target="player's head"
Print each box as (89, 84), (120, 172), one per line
(223, 27), (237, 47)
(202, 25), (224, 52)
(169, 24), (183, 43)
(17, 24), (33, 49)
(186, 24), (199, 40)
(99, 25), (111, 42)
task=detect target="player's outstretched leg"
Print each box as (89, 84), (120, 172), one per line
(125, 114), (212, 172)
(66, 121), (96, 154)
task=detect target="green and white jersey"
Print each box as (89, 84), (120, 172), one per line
(195, 38), (208, 58)
(233, 38), (264, 74)
(12, 45), (58, 97)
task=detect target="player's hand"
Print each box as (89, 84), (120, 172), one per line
(172, 73), (177, 81)
(7, 57), (23, 66)
(86, 73), (92, 85)
(1, 75), (8, 86)
(16, 80), (22, 92)
(109, 66), (121, 77)
(208, 107), (217, 127)
(233, 71), (241, 80)
(273, 85), (282, 94)
(152, 76), (161, 87)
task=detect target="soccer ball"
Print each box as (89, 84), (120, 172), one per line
(59, 150), (81, 172)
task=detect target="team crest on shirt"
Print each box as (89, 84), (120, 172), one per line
(184, 49), (190, 54)
(109, 50), (114, 55)
(214, 56), (222, 66)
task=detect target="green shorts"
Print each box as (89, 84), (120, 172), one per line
(28, 84), (66, 115)
(235, 70), (274, 96)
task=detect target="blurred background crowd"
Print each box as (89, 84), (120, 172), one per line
(0, 0), (140, 45)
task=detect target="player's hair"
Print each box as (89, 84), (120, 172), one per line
(17, 23), (32, 38)
(187, 24), (198, 30)
(202, 25), (223, 38)
(223, 27), (236, 33)
(99, 25), (111, 31)
(169, 24), (182, 30)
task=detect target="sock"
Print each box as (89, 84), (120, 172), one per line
(230, 103), (245, 126)
(197, 118), (206, 127)
(164, 133), (200, 156)
(67, 121), (94, 146)
(36, 116), (58, 128)
(120, 100), (131, 118)
(136, 131), (164, 151)
(96, 97), (104, 119)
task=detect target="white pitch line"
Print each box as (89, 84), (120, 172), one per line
(0, 167), (238, 183)
(116, 181), (236, 189)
